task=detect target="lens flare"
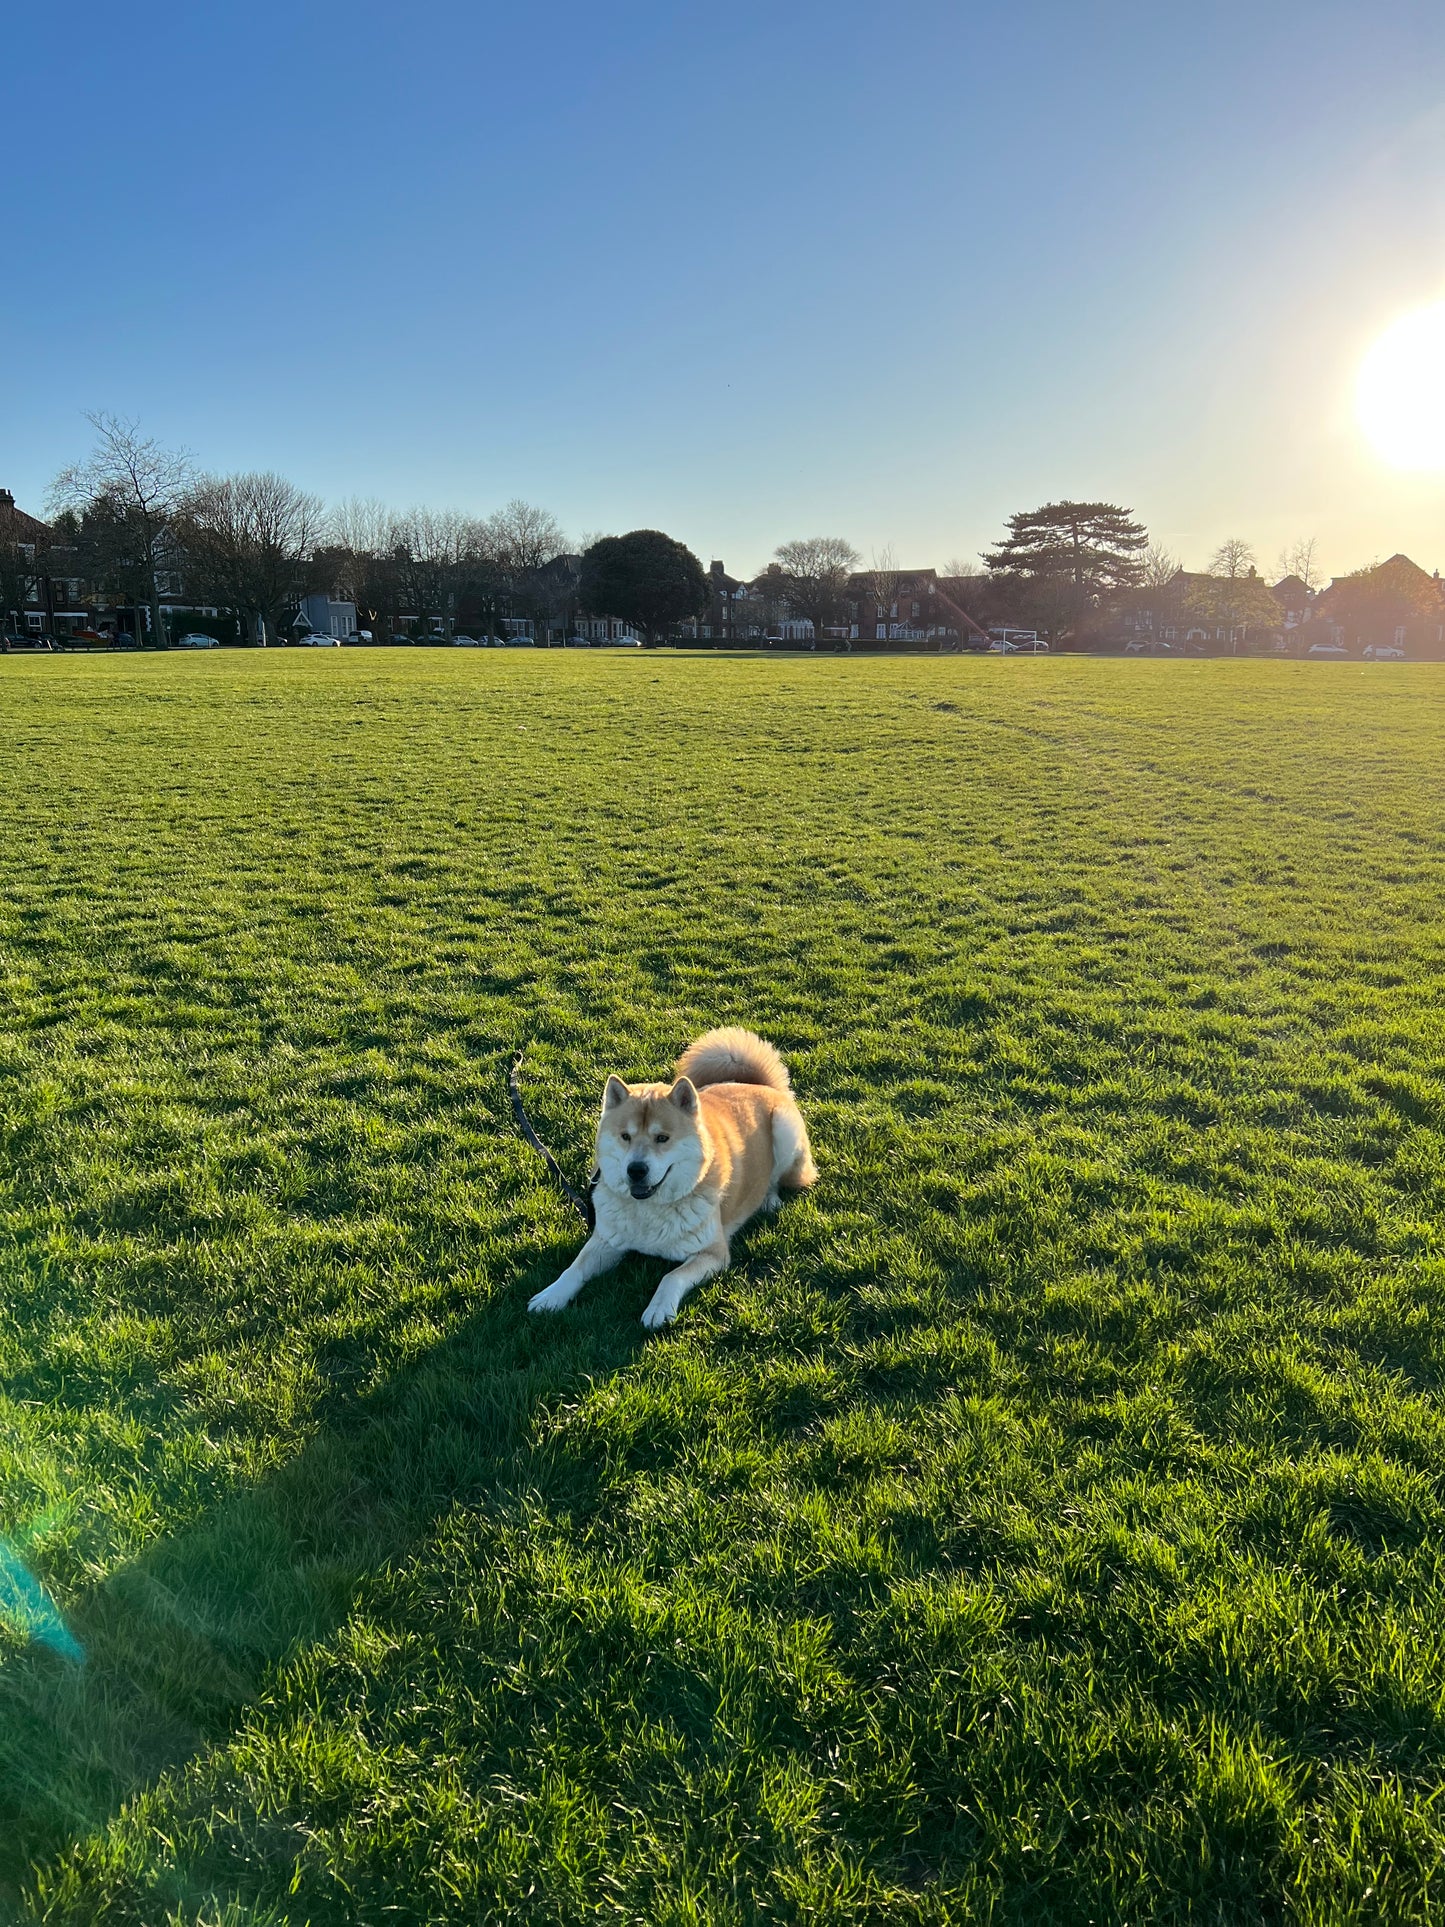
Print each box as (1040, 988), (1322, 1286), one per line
(0, 1537), (84, 1663)
(1357, 300), (1445, 470)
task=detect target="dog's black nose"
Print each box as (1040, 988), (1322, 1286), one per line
(626, 1161), (649, 1182)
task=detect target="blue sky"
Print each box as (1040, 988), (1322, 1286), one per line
(7, 0), (1445, 578)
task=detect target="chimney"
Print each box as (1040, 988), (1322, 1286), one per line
(0, 490), (14, 511)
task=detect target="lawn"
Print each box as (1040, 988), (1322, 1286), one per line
(2, 649), (1445, 1925)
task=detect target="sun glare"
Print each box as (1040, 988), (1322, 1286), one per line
(1357, 300), (1445, 470)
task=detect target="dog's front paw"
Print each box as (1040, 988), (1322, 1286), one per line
(529, 1276), (580, 1314)
(640, 1287), (683, 1330)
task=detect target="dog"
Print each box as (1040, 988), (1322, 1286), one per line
(527, 1027), (817, 1329)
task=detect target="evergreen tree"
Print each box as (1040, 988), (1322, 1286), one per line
(983, 500), (1148, 640)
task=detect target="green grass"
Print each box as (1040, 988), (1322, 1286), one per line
(2, 650), (1445, 1924)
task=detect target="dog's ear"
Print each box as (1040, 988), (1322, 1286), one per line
(669, 1075), (698, 1115)
(602, 1075), (630, 1111)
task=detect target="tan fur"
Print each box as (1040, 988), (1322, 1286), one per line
(676, 1026), (792, 1095)
(528, 1027), (816, 1328)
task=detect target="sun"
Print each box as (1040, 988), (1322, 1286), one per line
(1357, 300), (1445, 470)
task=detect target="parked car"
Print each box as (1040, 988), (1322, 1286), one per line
(1363, 642), (1406, 660)
(174, 632), (220, 649)
(2, 631), (52, 652)
(1307, 640), (1349, 658)
(451, 635), (485, 647)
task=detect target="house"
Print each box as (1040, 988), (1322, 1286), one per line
(1146, 567), (1283, 649)
(704, 560), (751, 640)
(573, 616), (643, 644)
(0, 488), (49, 550)
(844, 568), (956, 644)
(1314, 554), (1445, 655)
(295, 590), (359, 640)
(0, 489), (58, 633)
(672, 561), (768, 642)
(1, 489), (241, 641)
(0, 491), (104, 638)
(1270, 573), (1313, 630)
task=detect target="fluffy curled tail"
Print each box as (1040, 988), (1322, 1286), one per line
(676, 1026), (791, 1092)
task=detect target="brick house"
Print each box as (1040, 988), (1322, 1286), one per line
(845, 568), (952, 644)
(1270, 573), (1314, 630)
(1314, 554), (1445, 656)
(0, 489), (60, 632)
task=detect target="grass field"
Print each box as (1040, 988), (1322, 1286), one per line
(2, 651), (1445, 1924)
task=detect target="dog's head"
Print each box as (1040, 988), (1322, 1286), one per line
(595, 1075), (705, 1201)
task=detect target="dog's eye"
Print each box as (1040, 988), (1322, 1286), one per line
(654, 1132), (669, 1144)
(619, 1131), (632, 1143)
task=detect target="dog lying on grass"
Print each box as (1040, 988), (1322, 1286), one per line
(528, 1027), (817, 1329)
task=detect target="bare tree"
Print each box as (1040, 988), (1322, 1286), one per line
(485, 499), (567, 574)
(328, 497), (395, 563)
(182, 472), (326, 645)
(1116, 542), (1184, 644)
(390, 507), (489, 637)
(1198, 538), (1277, 652)
(869, 544), (902, 644)
(483, 500), (570, 641)
(1276, 536), (1320, 592)
(50, 413), (193, 647)
(773, 536), (861, 643)
(317, 498), (403, 642)
(1209, 537), (1256, 582)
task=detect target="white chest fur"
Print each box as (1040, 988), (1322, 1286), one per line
(594, 1184), (721, 1260)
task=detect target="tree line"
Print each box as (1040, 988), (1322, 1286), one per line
(4, 416), (1357, 649)
(6, 416), (759, 645)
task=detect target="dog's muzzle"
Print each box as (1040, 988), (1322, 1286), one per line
(627, 1162), (669, 1200)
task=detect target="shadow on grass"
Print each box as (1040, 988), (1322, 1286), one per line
(0, 1232), (652, 1909)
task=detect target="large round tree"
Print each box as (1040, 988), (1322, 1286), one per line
(579, 530), (707, 643)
